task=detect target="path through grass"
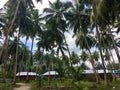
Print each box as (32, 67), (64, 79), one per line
(14, 83), (31, 90)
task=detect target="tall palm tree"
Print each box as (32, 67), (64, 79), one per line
(6, 37), (30, 81)
(91, 0), (120, 62)
(26, 9), (43, 82)
(65, 0), (99, 83)
(43, 0), (73, 65)
(14, 1), (34, 83)
(76, 31), (99, 83)
(0, 0), (19, 61)
(91, 0), (112, 86)
(0, 0), (34, 64)
(65, 0), (91, 35)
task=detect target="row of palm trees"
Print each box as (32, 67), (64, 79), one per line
(0, 0), (120, 86)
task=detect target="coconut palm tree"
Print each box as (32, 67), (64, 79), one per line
(65, 0), (100, 83)
(56, 43), (67, 57)
(80, 50), (90, 70)
(70, 51), (80, 66)
(0, 0), (35, 83)
(0, 0), (34, 60)
(91, 0), (120, 62)
(43, 0), (73, 65)
(4, 37), (30, 81)
(91, 0), (120, 86)
(76, 31), (100, 83)
(25, 9), (43, 82)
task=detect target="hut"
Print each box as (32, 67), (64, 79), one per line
(42, 71), (59, 80)
(16, 72), (39, 81)
(81, 70), (111, 81)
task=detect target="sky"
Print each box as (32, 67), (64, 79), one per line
(0, 0), (120, 68)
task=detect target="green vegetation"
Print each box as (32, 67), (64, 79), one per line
(0, 82), (13, 90)
(31, 80), (77, 90)
(31, 80), (120, 90)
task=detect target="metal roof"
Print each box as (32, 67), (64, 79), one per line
(82, 70), (110, 74)
(16, 72), (39, 76)
(42, 71), (59, 76)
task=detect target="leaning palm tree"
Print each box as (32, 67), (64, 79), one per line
(2, 0), (35, 84)
(91, 0), (120, 62)
(76, 31), (100, 83)
(65, 0), (101, 83)
(100, 31), (117, 82)
(0, 0), (34, 60)
(90, 0), (120, 86)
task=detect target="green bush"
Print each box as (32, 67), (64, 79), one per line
(31, 79), (76, 90)
(31, 80), (42, 90)
(0, 82), (13, 90)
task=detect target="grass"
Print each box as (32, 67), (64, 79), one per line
(75, 80), (120, 90)
(0, 82), (13, 90)
(30, 79), (120, 90)
(31, 79), (76, 90)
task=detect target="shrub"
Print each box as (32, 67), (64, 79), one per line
(0, 82), (13, 90)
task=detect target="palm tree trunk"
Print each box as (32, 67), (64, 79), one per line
(13, 30), (21, 84)
(1, 56), (6, 82)
(107, 25), (120, 62)
(48, 63), (51, 85)
(18, 60), (22, 80)
(93, 1), (109, 86)
(84, 34), (100, 84)
(26, 38), (34, 82)
(1, 37), (10, 82)
(18, 37), (28, 80)
(96, 25), (109, 86)
(0, 1), (20, 60)
(38, 48), (44, 75)
(21, 37), (28, 72)
(106, 49), (116, 82)
(107, 58), (116, 82)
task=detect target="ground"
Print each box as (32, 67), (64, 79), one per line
(14, 83), (31, 90)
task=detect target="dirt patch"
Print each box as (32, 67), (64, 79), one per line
(14, 83), (31, 90)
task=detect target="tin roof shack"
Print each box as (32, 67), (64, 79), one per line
(42, 71), (59, 80)
(16, 72), (39, 81)
(81, 70), (111, 81)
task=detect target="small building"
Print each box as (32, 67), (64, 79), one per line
(16, 72), (39, 81)
(81, 70), (111, 80)
(42, 71), (59, 80)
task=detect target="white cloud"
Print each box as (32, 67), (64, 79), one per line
(33, 0), (56, 13)
(65, 31), (80, 54)
(0, 0), (8, 8)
